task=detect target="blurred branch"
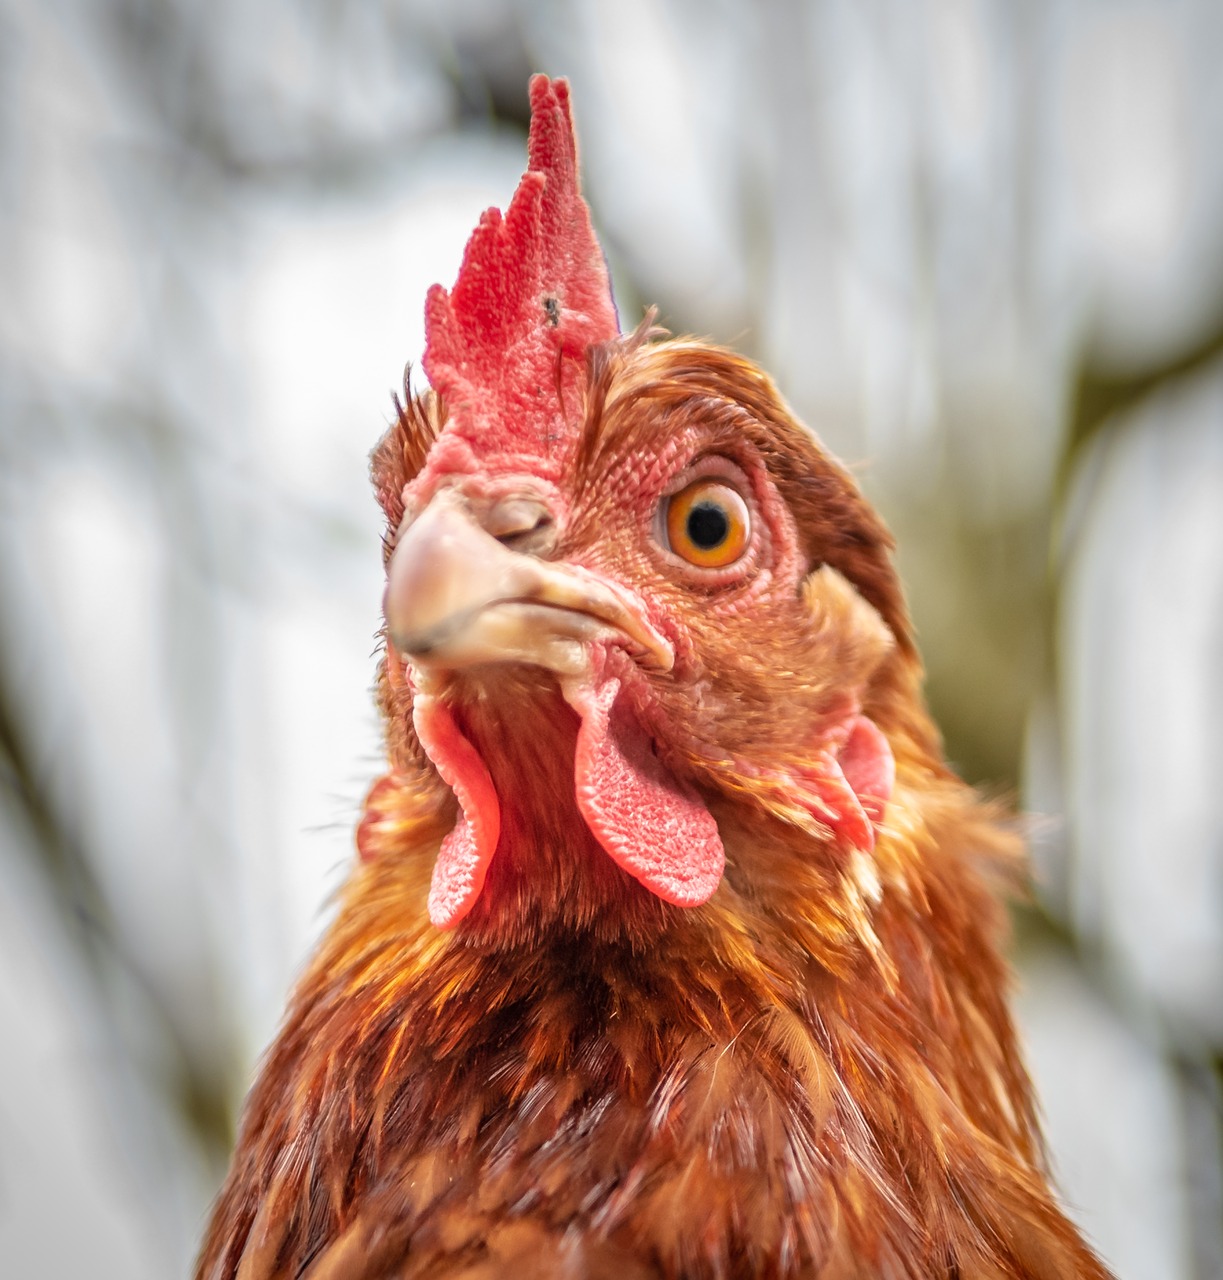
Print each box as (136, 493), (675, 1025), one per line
(0, 614), (237, 1166)
(98, 0), (511, 190)
(1062, 309), (1223, 493)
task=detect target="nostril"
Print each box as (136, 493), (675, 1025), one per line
(495, 516), (556, 557)
(496, 513), (551, 542)
(485, 497), (558, 555)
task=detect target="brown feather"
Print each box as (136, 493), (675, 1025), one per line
(197, 334), (1112, 1280)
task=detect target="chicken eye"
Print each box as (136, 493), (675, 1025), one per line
(664, 480), (751, 568)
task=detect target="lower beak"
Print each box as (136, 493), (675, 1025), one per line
(383, 493), (673, 678)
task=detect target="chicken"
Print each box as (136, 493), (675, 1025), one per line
(196, 77), (1111, 1280)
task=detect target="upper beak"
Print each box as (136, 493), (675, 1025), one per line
(384, 491), (673, 678)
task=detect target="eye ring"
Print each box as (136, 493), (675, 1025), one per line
(664, 480), (751, 568)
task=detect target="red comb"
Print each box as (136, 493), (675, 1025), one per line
(421, 76), (619, 477)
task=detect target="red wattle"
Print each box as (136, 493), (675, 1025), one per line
(412, 692), (501, 929)
(567, 677), (724, 907)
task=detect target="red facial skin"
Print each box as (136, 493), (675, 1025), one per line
(378, 326), (903, 936)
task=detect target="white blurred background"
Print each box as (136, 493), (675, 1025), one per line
(1, 2), (1220, 1276)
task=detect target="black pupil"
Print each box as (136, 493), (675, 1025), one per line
(686, 500), (730, 550)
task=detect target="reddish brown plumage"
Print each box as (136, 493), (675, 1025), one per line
(197, 76), (1110, 1279)
(197, 337), (1111, 1279)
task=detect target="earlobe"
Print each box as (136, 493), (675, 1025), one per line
(699, 713), (895, 857)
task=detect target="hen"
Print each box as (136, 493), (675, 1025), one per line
(197, 77), (1111, 1279)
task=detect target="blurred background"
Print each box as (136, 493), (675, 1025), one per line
(1, 1), (1221, 1275)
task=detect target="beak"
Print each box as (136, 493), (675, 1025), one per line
(384, 491), (673, 678)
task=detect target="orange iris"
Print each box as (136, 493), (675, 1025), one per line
(665, 480), (751, 568)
